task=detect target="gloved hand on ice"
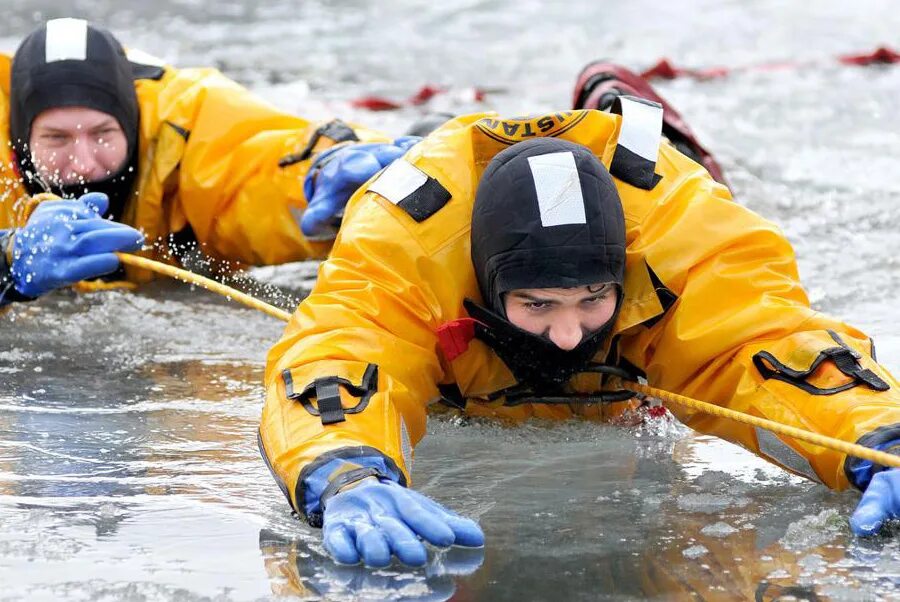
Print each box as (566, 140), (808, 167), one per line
(322, 477), (484, 568)
(851, 468), (900, 536)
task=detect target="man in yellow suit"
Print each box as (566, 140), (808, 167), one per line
(260, 101), (900, 568)
(0, 18), (415, 307)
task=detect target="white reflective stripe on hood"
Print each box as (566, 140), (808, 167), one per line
(45, 18), (88, 63)
(527, 151), (587, 228)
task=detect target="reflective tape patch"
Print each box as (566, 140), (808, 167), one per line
(369, 159), (450, 222)
(527, 151), (586, 228)
(45, 18), (88, 63)
(369, 159), (428, 206)
(755, 427), (822, 483)
(400, 418), (413, 472)
(609, 96), (664, 190)
(617, 96), (663, 163)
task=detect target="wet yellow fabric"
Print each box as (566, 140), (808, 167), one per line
(261, 109), (900, 512)
(0, 52), (388, 282)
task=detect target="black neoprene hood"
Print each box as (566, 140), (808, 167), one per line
(471, 137), (626, 315)
(9, 20), (139, 208)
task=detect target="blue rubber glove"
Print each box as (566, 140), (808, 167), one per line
(323, 478), (484, 568)
(10, 192), (144, 298)
(851, 468), (900, 536)
(301, 137), (421, 240)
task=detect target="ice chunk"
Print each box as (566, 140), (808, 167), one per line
(676, 493), (750, 513)
(682, 545), (709, 559)
(700, 522), (739, 538)
(780, 509), (843, 551)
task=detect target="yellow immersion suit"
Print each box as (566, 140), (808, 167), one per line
(259, 108), (899, 520)
(0, 51), (387, 281)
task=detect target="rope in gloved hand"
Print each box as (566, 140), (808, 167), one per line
(115, 252), (900, 471)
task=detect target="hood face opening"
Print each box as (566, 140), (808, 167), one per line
(468, 137), (627, 391)
(10, 19), (140, 217)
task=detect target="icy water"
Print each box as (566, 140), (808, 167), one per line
(2, 1), (900, 600)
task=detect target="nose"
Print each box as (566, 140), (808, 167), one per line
(68, 138), (103, 181)
(548, 316), (583, 351)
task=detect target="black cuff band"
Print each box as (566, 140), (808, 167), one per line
(319, 467), (387, 512)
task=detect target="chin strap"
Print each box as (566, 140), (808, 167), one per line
(486, 363), (639, 406)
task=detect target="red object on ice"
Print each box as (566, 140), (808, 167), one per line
(350, 84), (450, 111)
(839, 46), (900, 66)
(691, 66), (730, 79)
(646, 406), (668, 419)
(640, 47), (900, 84)
(350, 96), (404, 111)
(640, 58), (682, 80)
(436, 318), (478, 362)
(472, 88), (486, 102)
(640, 58), (731, 81)
(408, 85), (445, 105)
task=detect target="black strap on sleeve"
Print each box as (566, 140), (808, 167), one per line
(753, 330), (890, 395)
(283, 364), (379, 426)
(278, 119), (361, 168)
(314, 380), (346, 425)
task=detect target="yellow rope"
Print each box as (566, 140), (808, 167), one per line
(623, 381), (900, 469)
(117, 251), (899, 470)
(116, 253), (293, 323)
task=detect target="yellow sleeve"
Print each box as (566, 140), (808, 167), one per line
(619, 165), (900, 490)
(260, 189), (451, 514)
(151, 67), (389, 265)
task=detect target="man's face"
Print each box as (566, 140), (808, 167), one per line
(28, 106), (128, 187)
(504, 283), (618, 351)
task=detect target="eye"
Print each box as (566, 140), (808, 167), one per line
(525, 300), (552, 311)
(582, 293), (610, 306)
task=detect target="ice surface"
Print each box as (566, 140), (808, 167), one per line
(2, 0), (900, 600)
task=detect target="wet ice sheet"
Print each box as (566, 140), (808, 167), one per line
(2, 0), (900, 600)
